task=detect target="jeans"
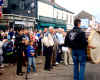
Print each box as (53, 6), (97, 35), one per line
(0, 55), (3, 65)
(27, 57), (36, 72)
(64, 49), (73, 65)
(72, 49), (86, 80)
(17, 56), (23, 75)
(56, 45), (63, 63)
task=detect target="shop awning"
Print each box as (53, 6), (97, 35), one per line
(0, 25), (7, 30)
(39, 22), (55, 27)
(56, 24), (66, 28)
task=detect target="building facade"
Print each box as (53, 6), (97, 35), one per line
(75, 11), (96, 29)
(37, 0), (74, 30)
(0, 0), (37, 30)
(95, 22), (100, 32)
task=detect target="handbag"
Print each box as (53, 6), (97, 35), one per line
(42, 36), (49, 47)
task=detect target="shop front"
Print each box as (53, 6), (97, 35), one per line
(0, 19), (9, 30)
(38, 16), (67, 30)
(0, 14), (35, 30)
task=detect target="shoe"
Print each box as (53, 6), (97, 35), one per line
(56, 62), (59, 65)
(21, 72), (25, 74)
(44, 69), (51, 71)
(48, 69), (51, 71)
(52, 64), (56, 66)
(0, 72), (3, 75)
(17, 73), (23, 76)
(65, 64), (68, 66)
(34, 73), (38, 76)
(0, 68), (4, 71)
(44, 68), (48, 70)
(50, 66), (53, 69)
(69, 63), (74, 65)
(0, 65), (4, 68)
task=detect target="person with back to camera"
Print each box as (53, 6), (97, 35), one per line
(64, 18), (96, 80)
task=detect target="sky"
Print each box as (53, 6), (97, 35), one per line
(55, 0), (100, 22)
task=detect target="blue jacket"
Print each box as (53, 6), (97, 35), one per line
(27, 45), (35, 57)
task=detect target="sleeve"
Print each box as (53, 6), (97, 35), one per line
(15, 35), (19, 47)
(81, 32), (88, 48)
(64, 32), (70, 47)
(27, 46), (30, 55)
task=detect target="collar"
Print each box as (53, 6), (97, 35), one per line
(73, 26), (80, 29)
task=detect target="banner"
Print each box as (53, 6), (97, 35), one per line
(0, 6), (2, 17)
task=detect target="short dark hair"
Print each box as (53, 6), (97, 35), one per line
(74, 18), (81, 26)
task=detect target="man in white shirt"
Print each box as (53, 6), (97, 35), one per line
(43, 27), (54, 71)
(56, 28), (64, 64)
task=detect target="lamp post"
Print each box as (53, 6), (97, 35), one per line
(29, 0), (38, 29)
(34, 0), (38, 29)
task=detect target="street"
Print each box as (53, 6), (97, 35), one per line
(0, 61), (100, 80)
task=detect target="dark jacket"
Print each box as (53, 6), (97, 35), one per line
(15, 33), (24, 57)
(64, 26), (88, 49)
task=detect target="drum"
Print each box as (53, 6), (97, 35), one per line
(87, 29), (100, 64)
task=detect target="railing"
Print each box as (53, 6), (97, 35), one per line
(2, 14), (34, 22)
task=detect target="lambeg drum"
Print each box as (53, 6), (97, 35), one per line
(87, 29), (100, 64)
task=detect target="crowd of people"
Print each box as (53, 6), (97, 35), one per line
(0, 27), (73, 75)
(0, 19), (95, 80)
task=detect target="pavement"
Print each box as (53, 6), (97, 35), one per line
(0, 56), (100, 80)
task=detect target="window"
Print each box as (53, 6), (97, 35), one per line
(66, 14), (68, 23)
(20, 0), (25, 9)
(70, 15), (72, 24)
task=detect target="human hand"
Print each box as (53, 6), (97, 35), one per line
(3, 39), (8, 42)
(92, 46), (96, 49)
(23, 52), (25, 57)
(88, 45), (96, 49)
(31, 53), (35, 56)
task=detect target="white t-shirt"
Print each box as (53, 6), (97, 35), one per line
(0, 41), (4, 55)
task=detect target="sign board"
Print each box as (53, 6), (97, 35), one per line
(81, 19), (89, 28)
(67, 24), (74, 30)
(15, 21), (25, 25)
(24, 22), (34, 27)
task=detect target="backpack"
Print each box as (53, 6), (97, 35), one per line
(42, 34), (49, 47)
(4, 41), (13, 56)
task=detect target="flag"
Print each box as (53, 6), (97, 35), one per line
(0, 6), (2, 17)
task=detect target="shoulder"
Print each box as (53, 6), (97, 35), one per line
(27, 45), (30, 49)
(79, 29), (85, 34)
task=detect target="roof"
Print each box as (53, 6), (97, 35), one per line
(38, 0), (52, 5)
(54, 3), (74, 14)
(38, 0), (74, 14)
(76, 10), (94, 20)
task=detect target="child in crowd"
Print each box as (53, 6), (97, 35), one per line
(27, 40), (36, 73)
